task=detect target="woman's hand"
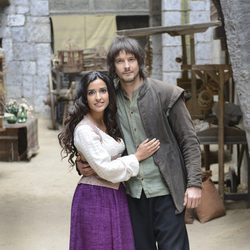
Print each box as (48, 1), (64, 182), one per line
(135, 138), (160, 162)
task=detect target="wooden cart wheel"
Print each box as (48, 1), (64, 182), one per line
(62, 81), (76, 126)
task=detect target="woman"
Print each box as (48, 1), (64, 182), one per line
(58, 71), (160, 250)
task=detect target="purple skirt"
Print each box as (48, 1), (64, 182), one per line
(70, 183), (135, 250)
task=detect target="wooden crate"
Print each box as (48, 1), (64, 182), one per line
(83, 48), (106, 71)
(57, 50), (84, 73)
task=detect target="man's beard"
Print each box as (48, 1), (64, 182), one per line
(122, 75), (135, 83)
(121, 71), (139, 84)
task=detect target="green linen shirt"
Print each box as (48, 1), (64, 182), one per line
(116, 86), (169, 198)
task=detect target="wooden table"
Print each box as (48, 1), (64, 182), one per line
(0, 117), (39, 161)
(197, 126), (250, 207)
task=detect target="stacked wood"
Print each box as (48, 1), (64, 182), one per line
(82, 48), (106, 71)
(57, 48), (107, 74)
(57, 50), (84, 73)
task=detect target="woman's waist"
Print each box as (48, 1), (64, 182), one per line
(78, 176), (120, 190)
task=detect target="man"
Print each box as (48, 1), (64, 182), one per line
(78, 36), (202, 250)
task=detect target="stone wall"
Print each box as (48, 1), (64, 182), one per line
(0, 0), (149, 116)
(0, 0), (51, 115)
(49, 0), (149, 15)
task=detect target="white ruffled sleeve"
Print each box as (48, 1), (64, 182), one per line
(74, 125), (139, 183)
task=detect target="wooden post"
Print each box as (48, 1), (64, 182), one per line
(0, 52), (5, 130)
(190, 34), (198, 117)
(192, 64), (231, 197)
(218, 65), (225, 197)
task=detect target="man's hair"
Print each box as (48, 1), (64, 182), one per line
(107, 36), (147, 80)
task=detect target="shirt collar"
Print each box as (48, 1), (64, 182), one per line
(117, 80), (146, 100)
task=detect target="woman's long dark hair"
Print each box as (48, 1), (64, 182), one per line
(107, 36), (147, 80)
(58, 71), (121, 166)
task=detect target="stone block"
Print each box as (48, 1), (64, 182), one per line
(35, 44), (51, 61)
(190, 0), (210, 11)
(13, 42), (35, 61)
(94, 0), (119, 10)
(162, 33), (182, 46)
(0, 13), (7, 27)
(189, 11), (210, 24)
(7, 14), (25, 27)
(162, 45), (182, 72)
(4, 4), (16, 14)
(26, 23), (51, 43)
(33, 75), (49, 113)
(21, 61), (36, 75)
(16, 5), (30, 14)
(37, 59), (51, 76)
(6, 61), (22, 81)
(49, 0), (89, 12)
(13, 0), (29, 5)
(2, 38), (13, 62)
(195, 29), (212, 42)
(195, 41), (212, 62)
(22, 75), (35, 98)
(2, 27), (11, 38)
(120, 0), (148, 10)
(27, 16), (49, 24)
(30, 0), (49, 16)
(162, 0), (181, 11)
(6, 85), (22, 99)
(162, 72), (181, 85)
(162, 11), (181, 26)
(34, 74), (49, 93)
(11, 27), (26, 42)
(33, 96), (46, 113)
(22, 74), (35, 88)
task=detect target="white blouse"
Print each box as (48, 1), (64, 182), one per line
(74, 117), (139, 189)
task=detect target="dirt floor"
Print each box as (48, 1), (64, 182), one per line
(0, 118), (250, 250)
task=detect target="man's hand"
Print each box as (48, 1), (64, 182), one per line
(183, 187), (202, 208)
(76, 158), (96, 176)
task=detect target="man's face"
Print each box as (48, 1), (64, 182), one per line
(114, 50), (140, 84)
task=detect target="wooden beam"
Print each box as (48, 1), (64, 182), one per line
(218, 66), (225, 198)
(117, 21), (221, 37)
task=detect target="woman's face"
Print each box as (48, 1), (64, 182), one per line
(86, 78), (109, 115)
